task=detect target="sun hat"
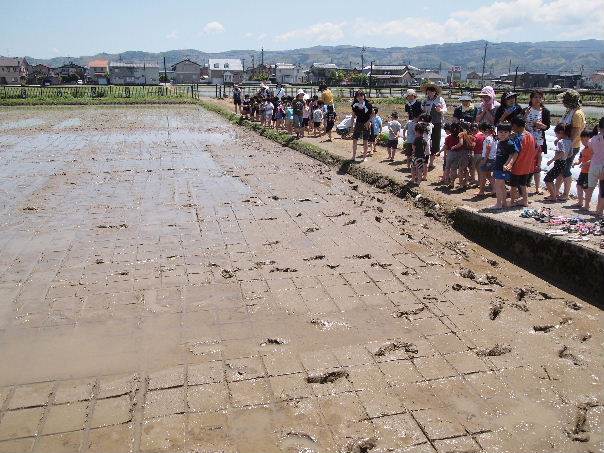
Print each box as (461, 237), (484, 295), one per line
(560, 89), (581, 108)
(421, 82), (442, 95)
(502, 92), (518, 101)
(296, 89), (306, 97)
(405, 88), (417, 97)
(459, 92), (473, 101)
(479, 86), (495, 99)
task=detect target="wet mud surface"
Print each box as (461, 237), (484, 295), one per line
(0, 105), (602, 452)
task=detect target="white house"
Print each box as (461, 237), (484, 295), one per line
(274, 63), (305, 84)
(109, 62), (160, 85)
(208, 59), (243, 85)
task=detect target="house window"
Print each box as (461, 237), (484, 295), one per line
(224, 63), (229, 69)
(213, 63), (219, 68)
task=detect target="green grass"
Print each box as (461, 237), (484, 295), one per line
(0, 96), (198, 106)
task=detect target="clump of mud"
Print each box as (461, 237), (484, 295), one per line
(476, 344), (512, 357)
(345, 437), (377, 453)
(306, 369), (349, 384)
(374, 340), (418, 356)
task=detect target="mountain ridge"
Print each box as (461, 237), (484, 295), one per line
(17, 39), (604, 74)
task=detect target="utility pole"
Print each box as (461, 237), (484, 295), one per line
(513, 65), (519, 92)
(242, 58), (246, 73)
(261, 47), (264, 66)
(508, 59), (511, 75)
(370, 60), (375, 90)
(361, 46), (366, 71)
(480, 41), (488, 88)
(163, 56), (167, 82)
(579, 64), (584, 88)
(251, 55), (255, 71)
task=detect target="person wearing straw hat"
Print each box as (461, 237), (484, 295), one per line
(476, 86), (499, 125)
(292, 89), (306, 138)
(421, 82), (447, 170)
(404, 88), (422, 120)
(453, 92), (477, 123)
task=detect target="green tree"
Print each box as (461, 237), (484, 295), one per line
(350, 73), (368, 86)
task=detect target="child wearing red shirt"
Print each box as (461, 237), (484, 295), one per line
(573, 130), (594, 210)
(510, 116), (537, 207)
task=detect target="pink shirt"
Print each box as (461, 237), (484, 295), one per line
(589, 134), (604, 167)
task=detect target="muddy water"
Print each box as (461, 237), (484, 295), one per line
(0, 105), (601, 453)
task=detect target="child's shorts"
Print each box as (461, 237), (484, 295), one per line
(577, 172), (589, 189)
(368, 131), (376, 143)
(403, 143), (413, 157)
(544, 160), (565, 183)
(325, 121), (335, 132)
(293, 115), (303, 128)
(471, 154), (483, 168)
(302, 118), (310, 127)
(387, 139), (398, 149)
(265, 113), (273, 120)
(446, 151), (467, 171)
(313, 121), (322, 128)
(493, 170), (511, 181)
(509, 173), (530, 188)
(413, 156), (425, 169)
(480, 159), (495, 172)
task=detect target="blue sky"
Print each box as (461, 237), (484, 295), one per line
(2, 0), (602, 58)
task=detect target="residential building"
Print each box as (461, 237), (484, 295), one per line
(56, 62), (86, 82)
(362, 64), (419, 87)
(208, 59), (244, 85)
(87, 59), (109, 85)
(589, 71), (604, 89)
(274, 63), (305, 84)
(498, 72), (582, 89)
(109, 62), (160, 85)
(0, 57), (29, 85)
(447, 66), (463, 84)
(29, 64), (60, 85)
(419, 71), (446, 84)
(170, 59), (202, 84)
(308, 63), (338, 84)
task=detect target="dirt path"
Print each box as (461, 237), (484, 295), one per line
(0, 105), (601, 453)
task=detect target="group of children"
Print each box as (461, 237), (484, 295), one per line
(240, 91), (337, 140)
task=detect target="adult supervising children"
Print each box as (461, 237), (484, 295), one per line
(421, 83), (447, 171)
(351, 90), (373, 162)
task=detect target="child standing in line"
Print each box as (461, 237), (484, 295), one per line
(458, 122), (475, 189)
(303, 100), (312, 133)
(258, 98), (267, 126)
(285, 101), (294, 135)
(312, 101), (324, 137)
(412, 123), (428, 185)
(419, 114), (432, 180)
(242, 94), (251, 119)
(386, 111), (402, 161)
(477, 123), (496, 195)
(544, 124), (573, 202)
(470, 123), (484, 185)
(588, 117), (604, 217)
(371, 108), (383, 156)
(445, 122), (465, 189)
(402, 117), (416, 169)
(509, 116), (537, 207)
(264, 98), (274, 128)
(322, 105), (337, 142)
(437, 123), (451, 183)
(491, 124), (519, 210)
(573, 130), (594, 210)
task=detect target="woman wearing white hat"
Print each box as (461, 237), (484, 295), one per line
(475, 86), (499, 125)
(404, 89), (422, 120)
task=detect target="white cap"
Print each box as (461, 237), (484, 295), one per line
(296, 89), (306, 96)
(405, 89), (417, 97)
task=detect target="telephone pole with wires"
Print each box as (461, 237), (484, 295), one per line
(480, 41), (488, 88)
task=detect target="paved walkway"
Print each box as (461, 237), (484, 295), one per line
(0, 105), (602, 453)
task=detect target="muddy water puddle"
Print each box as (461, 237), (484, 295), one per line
(0, 105), (601, 453)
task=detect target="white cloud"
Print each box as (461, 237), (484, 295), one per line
(356, 0), (604, 44)
(275, 22), (346, 44)
(202, 21), (225, 35)
(166, 30), (178, 40)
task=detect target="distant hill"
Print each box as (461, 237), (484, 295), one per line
(21, 39), (604, 74)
